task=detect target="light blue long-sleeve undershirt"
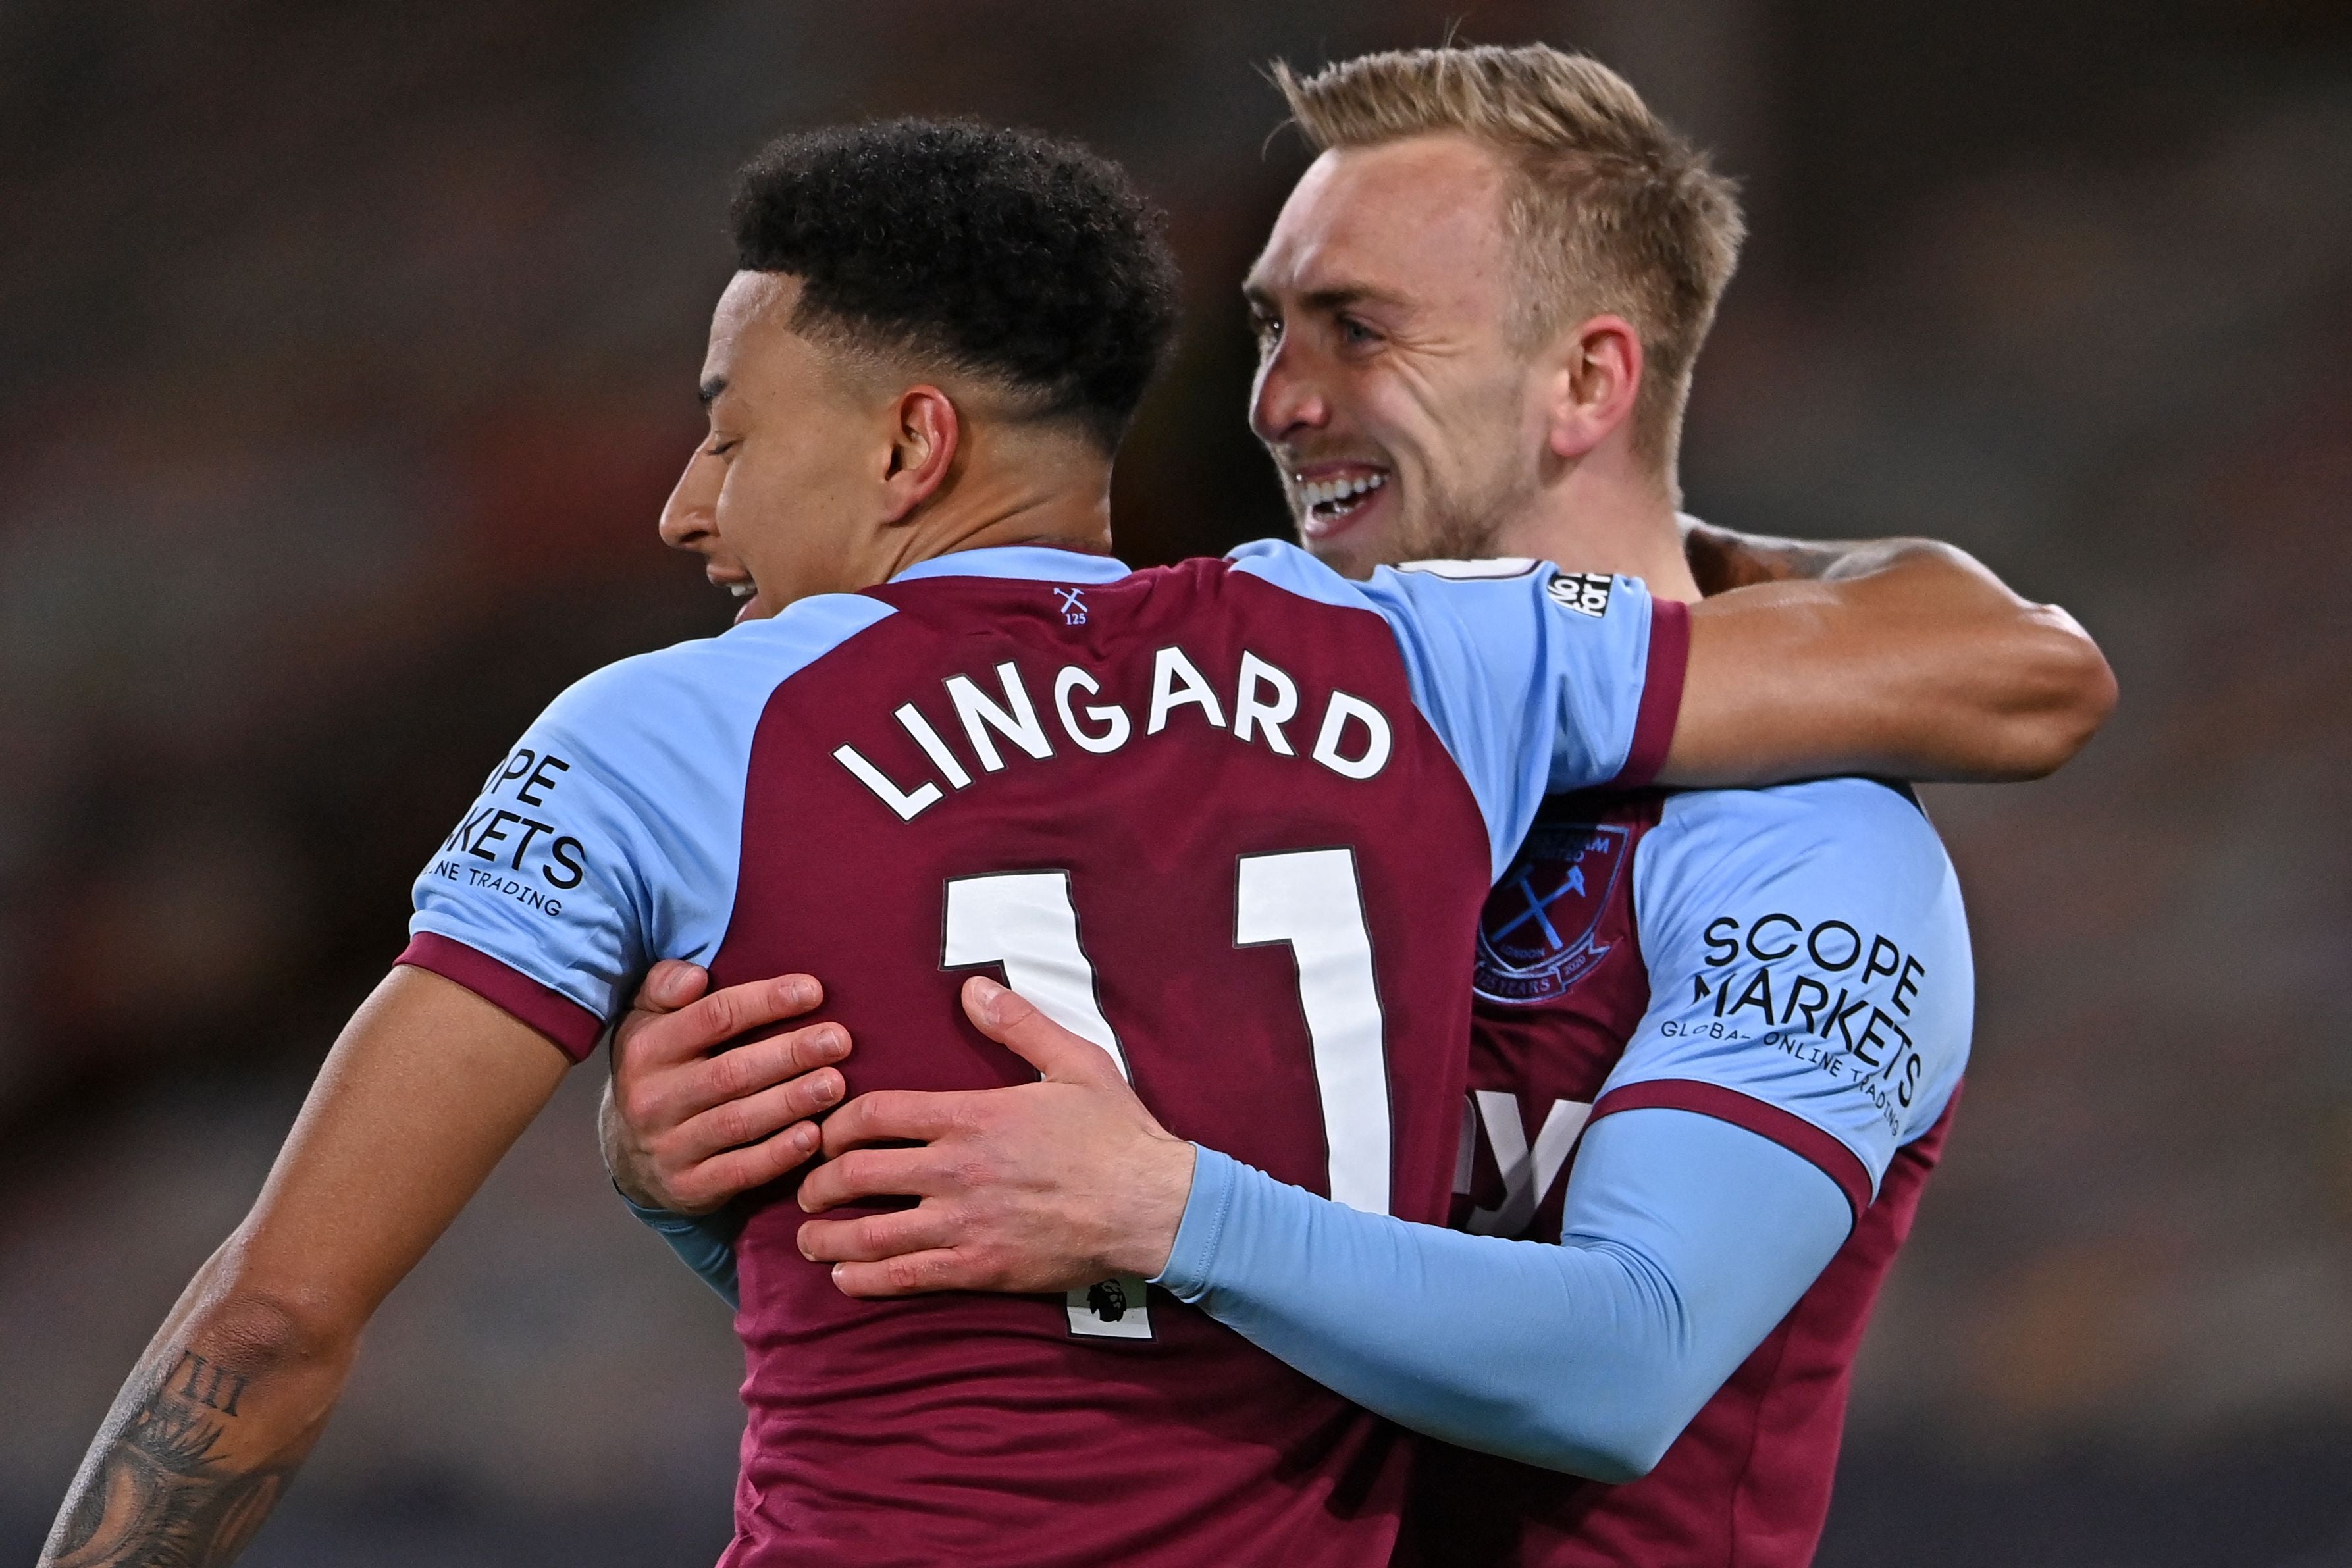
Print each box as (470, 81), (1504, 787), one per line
(1151, 1105), (1853, 1482)
(634, 1108), (1853, 1478)
(625, 1190), (743, 1309)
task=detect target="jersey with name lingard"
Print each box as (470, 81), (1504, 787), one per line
(398, 541), (1686, 1568)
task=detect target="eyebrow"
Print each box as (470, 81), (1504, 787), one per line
(698, 375), (727, 407)
(1241, 280), (1405, 315)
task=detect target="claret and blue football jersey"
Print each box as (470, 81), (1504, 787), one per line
(400, 538), (1685, 1568)
(1417, 777), (1972, 1566)
(1122, 779), (1973, 1568)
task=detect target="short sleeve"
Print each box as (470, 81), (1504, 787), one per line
(402, 707), (663, 1060)
(1225, 541), (1686, 879)
(395, 594), (891, 1060)
(1594, 779), (1973, 1215)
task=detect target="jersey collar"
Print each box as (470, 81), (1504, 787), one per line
(889, 545), (1133, 587)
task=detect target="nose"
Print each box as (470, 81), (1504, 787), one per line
(1249, 332), (1330, 448)
(658, 447), (721, 552)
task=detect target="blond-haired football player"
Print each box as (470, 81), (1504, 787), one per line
(610, 45), (2110, 1568)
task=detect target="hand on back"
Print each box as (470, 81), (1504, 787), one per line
(604, 966), (1198, 1295)
(601, 961), (849, 1213)
(795, 976), (1196, 1297)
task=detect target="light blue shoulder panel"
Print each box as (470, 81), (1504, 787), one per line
(1607, 778), (1973, 1193)
(407, 592), (895, 1029)
(1226, 539), (1663, 880)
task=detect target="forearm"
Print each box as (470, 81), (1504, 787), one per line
(43, 1253), (354, 1567)
(1679, 516), (1859, 591)
(45, 969), (567, 1565)
(1682, 517), (1978, 592)
(1152, 1112), (1849, 1481)
(1668, 540), (2115, 784)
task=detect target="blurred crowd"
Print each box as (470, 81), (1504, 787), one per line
(3, 2), (2347, 1563)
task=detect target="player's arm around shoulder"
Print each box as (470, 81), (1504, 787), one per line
(1668, 535), (2117, 787)
(1609, 778), (1975, 1195)
(1232, 532), (2119, 822)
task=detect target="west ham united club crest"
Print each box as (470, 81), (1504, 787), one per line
(1473, 821), (1631, 1003)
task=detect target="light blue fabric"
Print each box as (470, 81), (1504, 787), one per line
(597, 541), (1675, 1303)
(1228, 542), (1661, 881)
(624, 1189), (743, 1309)
(889, 544), (1136, 586)
(407, 592), (895, 1030)
(1144, 778), (1972, 1475)
(421, 541), (1667, 1030)
(1139, 777), (1971, 1474)
(1154, 1108), (1852, 1481)
(1607, 779), (1973, 1193)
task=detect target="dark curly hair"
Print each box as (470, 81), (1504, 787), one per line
(729, 119), (1182, 450)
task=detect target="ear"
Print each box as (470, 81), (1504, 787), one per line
(879, 386), (962, 524)
(1544, 315), (1644, 462)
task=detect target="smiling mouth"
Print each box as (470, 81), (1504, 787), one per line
(1295, 470), (1389, 533)
(711, 574), (761, 622)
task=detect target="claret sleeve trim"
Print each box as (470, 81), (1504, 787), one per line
(1593, 1078), (1871, 1222)
(396, 933), (605, 1062)
(1611, 597), (1688, 790)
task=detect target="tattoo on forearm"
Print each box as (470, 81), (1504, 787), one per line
(171, 1353), (248, 1417)
(44, 1349), (309, 1568)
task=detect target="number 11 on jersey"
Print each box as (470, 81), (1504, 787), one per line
(942, 849), (1393, 1337)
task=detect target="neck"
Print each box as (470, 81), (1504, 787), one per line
(876, 428), (1116, 581)
(1490, 442), (1699, 603)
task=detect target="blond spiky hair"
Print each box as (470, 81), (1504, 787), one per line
(1274, 45), (1745, 466)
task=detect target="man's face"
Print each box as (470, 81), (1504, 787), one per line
(1246, 134), (1551, 579)
(660, 271), (880, 623)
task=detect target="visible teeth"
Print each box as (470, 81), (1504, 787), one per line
(1297, 472), (1388, 509)
(727, 581), (754, 598)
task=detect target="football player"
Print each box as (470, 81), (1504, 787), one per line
(46, 113), (2102, 1568)
(608, 49), (2114, 1568)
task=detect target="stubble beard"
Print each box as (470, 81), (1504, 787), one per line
(1390, 459), (1536, 566)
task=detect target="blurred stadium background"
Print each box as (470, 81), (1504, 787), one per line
(3, 1), (2348, 1563)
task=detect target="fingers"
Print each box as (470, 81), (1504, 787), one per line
(676, 1019), (850, 1120)
(673, 1055), (847, 1160)
(671, 974), (826, 1059)
(960, 976), (1128, 1090)
(667, 1122), (825, 1210)
(619, 973), (825, 1075)
(797, 1144), (945, 1214)
(623, 1016), (849, 1140)
(818, 1089), (970, 1159)
(631, 959), (711, 1016)
(827, 1251), (970, 1299)
(796, 1207), (955, 1265)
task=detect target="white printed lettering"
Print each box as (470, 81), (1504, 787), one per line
(946, 661), (1054, 772)
(1232, 651), (1300, 756)
(895, 703), (972, 789)
(833, 744), (943, 821)
(1053, 665), (1132, 754)
(1311, 691), (1392, 779)
(1146, 646), (1226, 734)
(1464, 1095), (1592, 1237)
(1235, 849), (1390, 1213)
(848, 645), (1398, 823)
